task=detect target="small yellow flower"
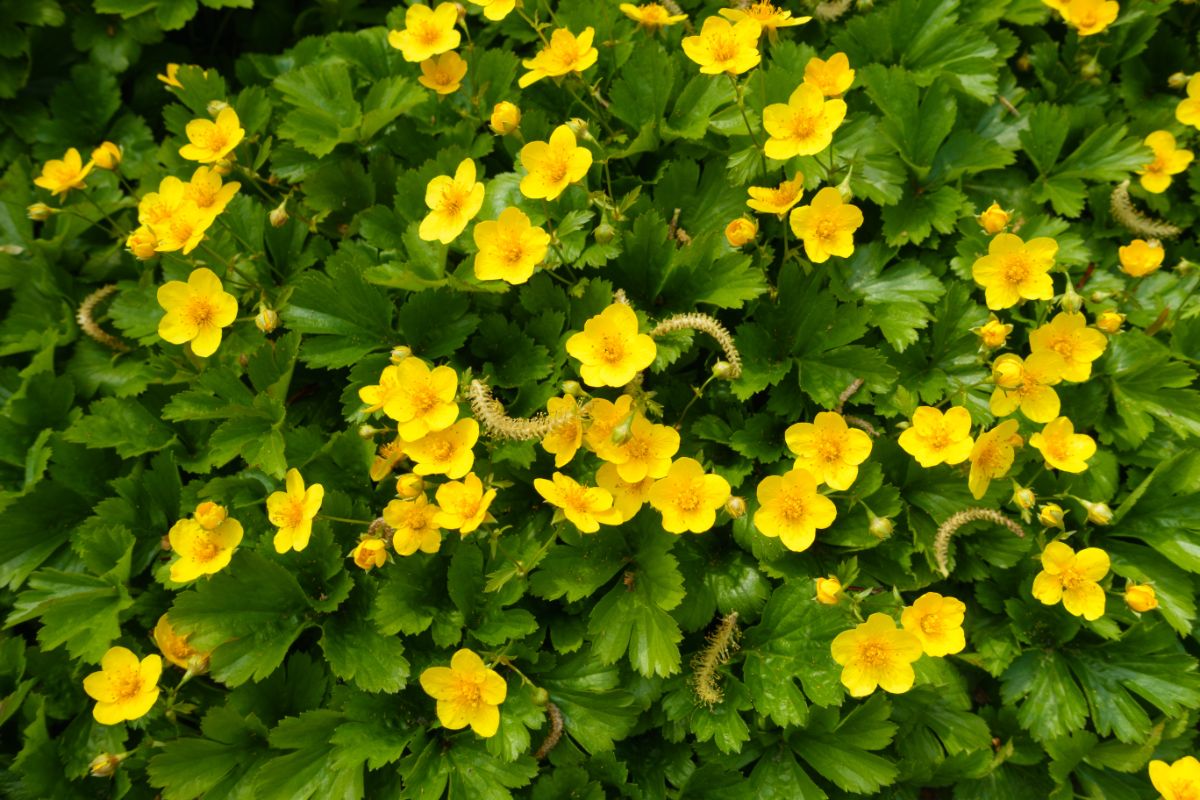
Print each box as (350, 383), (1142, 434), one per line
(469, 0), (516, 21)
(724, 217), (758, 247)
(473, 206), (551, 284)
(648, 457), (731, 534)
(534, 472), (623, 532)
(540, 395), (584, 468)
(388, 3), (461, 62)
(157, 63), (183, 88)
(596, 462), (655, 522)
(420, 648), (507, 737)
(753, 467), (837, 552)
(396, 473), (425, 498)
(369, 438), (407, 481)
(1030, 416), (1097, 473)
(1151, 756), (1200, 800)
(565, 303), (657, 388)
(898, 406), (975, 467)
(156, 268), (238, 358)
(815, 576), (842, 605)
(1177, 75), (1200, 130)
(91, 141), (122, 170)
(152, 203), (216, 255)
(406, 418), (479, 478)
(1081, 499), (1113, 525)
(1062, 0), (1119, 36)
(967, 419), (1022, 499)
(153, 614), (210, 673)
(419, 51), (468, 94)
(351, 538), (389, 570)
(519, 124), (593, 201)
(185, 166), (240, 218)
(763, 85), (847, 160)
(266, 468), (325, 553)
(1028, 311), (1108, 382)
(977, 201), (1010, 234)
(362, 359), (460, 441)
(384, 494), (443, 555)
(1125, 583), (1158, 612)
(1116, 235), (1159, 275)
(489, 101), (521, 134)
(1032, 540), (1109, 620)
(788, 187), (863, 263)
(785, 411), (872, 491)
(609, 415), (680, 482)
(975, 314), (1013, 349)
(620, 3), (687, 29)
(803, 52), (854, 97)
(34, 147), (94, 197)
(518, 26), (598, 87)
(830, 613), (923, 697)
(719, 1), (810, 41)
(971, 232), (1058, 309)
(901, 592), (966, 657)
(681, 17), (762, 76)
(1138, 131), (1193, 194)
(583, 394), (634, 459)
(434, 472), (496, 534)
(746, 173), (805, 216)
(126, 226), (158, 260)
(139, 176), (186, 227)
(83, 647), (162, 725)
(1095, 310), (1125, 333)
(179, 106), (244, 163)
(419, 158), (485, 244)
(1039, 503), (1067, 529)
(989, 351), (1066, 423)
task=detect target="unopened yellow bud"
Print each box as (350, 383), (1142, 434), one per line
(815, 576), (842, 605)
(1038, 503), (1066, 529)
(977, 202), (1009, 235)
(724, 217), (757, 247)
(193, 501), (227, 530)
(126, 225), (159, 260)
(561, 380), (584, 397)
(213, 158), (234, 176)
(724, 496), (747, 519)
(89, 753), (126, 778)
(1059, 284), (1084, 314)
(396, 473), (425, 499)
(1095, 310), (1125, 334)
(490, 101), (521, 135)
(1124, 583), (1158, 612)
(869, 514), (894, 539)
(91, 141), (122, 170)
(207, 99), (229, 117)
(1081, 499), (1113, 525)
(27, 202), (56, 221)
(1011, 485), (1035, 511)
(255, 307), (280, 333)
(391, 345), (413, 363)
(351, 538), (388, 571)
(976, 314), (1012, 349)
(991, 356), (1023, 389)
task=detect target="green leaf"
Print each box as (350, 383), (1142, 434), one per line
(538, 653), (638, 753)
(320, 586), (410, 694)
(860, 66), (957, 169)
(62, 397), (175, 458)
(5, 569), (131, 662)
(1019, 103), (1070, 176)
(609, 40), (676, 132)
(792, 697), (900, 794)
(148, 706), (270, 800)
(664, 74), (734, 141)
(274, 62), (363, 157)
(255, 711), (364, 800)
(530, 528), (627, 603)
(1001, 649), (1089, 742)
(879, 185), (965, 247)
(746, 742), (827, 799)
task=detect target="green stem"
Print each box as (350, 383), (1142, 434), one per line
(728, 74), (768, 176)
(317, 514), (375, 525)
(675, 375), (717, 429)
(78, 192), (130, 237)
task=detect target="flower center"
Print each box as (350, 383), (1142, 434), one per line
(453, 676), (483, 707)
(623, 436), (651, 461)
(1002, 253), (1031, 285)
(858, 642), (888, 668)
(817, 437), (842, 464)
(815, 217), (839, 241)
(920, 613), (943, 635)
(673, 482), (703, 513)
(790, 112), (818, 140)
(502, 240), (526, 265)
(190, 534), (222, 563)
(416, 22), (443, 47)
(599, 334), (626, 365)
(775, 487), (807, 524)
(431, 440), (455, 463)
(926, 424), (950, 450)
(198, 127), (229, 154)
(642, 4), (668, 23)
(112, 668), (146, 702)
(438, 185), (466, 217)
(170, 216), (200, 244)
(544, 154), (571, 185)
(185, 296), (218, 327)
(561, 483), (593, 514)
(410, 384), (439, 415)
(708, 33), (739, 63)
(1059, 565), (1087, 591)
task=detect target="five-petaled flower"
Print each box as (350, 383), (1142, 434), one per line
(407, 418), (480, 478)
(898, 406), (975, 467)
(746, 174), (805, 216)
(1151, 756), (1200, 800)
(763, 84), (847, 160)
(419, 51), (469, 95)
(804, 52), (854, 96)
(157, 268), (238, 358)
(179, 106), (244, 163)
(1118, 238), (1165, 277)
(785, 411), (872, 491)
(1030, 416), (1097, 473)
(967, 419), (1022, 499)
(153, 614), (209, 673)
(34, 147), (94, 198)
(1032, 540), (1109, 620)
(388, 3), (461, 62)
(719, 1), (810, 41)
(989, 351), (1066, 423)
(519, 124), (593, 201)
(518, 27), (598, 87)
(901, 592), (967, 657)
(420, 158), (485, 244)
(565, 302), (656, 387)
(384, 494), (443, 555)
(84, 647), (162, 725)
(168, 503), (243, 582)
(971, 232), (1058, 310)
(609, 415), (680, 483)
(267, 468), (325, 553)
(362, 358), (460, 441)
(830, 613), (923, 697)
(1137, 130), (1193, 194)
(473, 206), (551, 284)
(434, 472), (496, 534)
(1028, 312), (1108, 382)
(419, 648), (507, 738)
(681, 17), (762, 76)
(753, 467), (837, 552)
(620, 3), (688, 29)
(788, 187), (863, 263)
(535, 471), (623, 532)
(648, 457), (731, 534)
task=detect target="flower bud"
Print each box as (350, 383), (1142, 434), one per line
(26, 202), (56, 221)
(126, 225), (158, 260)
(815, 576), (842, 605)
(1094, 310), (1124, 334)
(269, 203), (289, 228)
(565, 117), (590, 141)
(358, 424), (380, 439)
(724, 217), (757, 247)
(1081, 499), (1113, 525)
(593, 221), (616, 244)
(255, 307), (280, 333)
(869, 513), (894, 539)
(1016, 53), (1032, 72)
(193, 501), (228, 530)
(531, 687), (550, 706)
(91, 141), (122, 170)
(1011, 484), (1035, 511)
(1079, 57), (1100, 81)
(977, 202), (1009, 235)
(187, 652), (211, 675)
(991, 354), (1023, 389)
(207, 99), (230, 117)
(712, 361), (737, 380)
(391, 345), (413, 363)
(561, 380), (584, 398)
(351, 538), (388, 571)
(213, 158), (234, 176)
(724, 496), (747, 519)
(489, 101), (521, 135)
(453, 1), (467, 22)
(1169, 72), (1191, 89)
(976, 314), (1012, 350)
(1038, 502), (1066, 530)
(1059, 283), (1084, 314)
(396, 473), (425, 499)
(1124, 583), (1158, 613)
(610, 412), (635, 446)
(89, 753), (126, 778)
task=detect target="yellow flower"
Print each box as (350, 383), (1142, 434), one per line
(1177, 75), (1200, 129)
(719, 1), (810, 41)
(369, 438), (407, 482)
(157, 63), (183, 88)
(365, 358), (460, 441)
(419, 51), (468, 94)
(900, 593), (966, 657)
(384, 494), (443, 555)
(152, 203), (217, 254)
(473, 206), (551, 284)
(156, 267), (238, 358)
(898, 406), (975, 467)
(83, 647), (161, 725)
(407, 419), (479, 478)
(153, 614), (209, 673)
(266, 467), (325, 553)
(1095, 310), (1125, 333)
(788, 187), (863, 263)
(583, 394), (634, 459)
(138, 176), (186, 227)
(648, 457), (731, 534)
(92, 141), (122, 170)
(34, 147), (94, 197)
(166, 513), (242, 581)
(753, 467), (837, 552)
(977, 201), (1010, 234)
(469, 0), (516, 21)
(1032, 540), (1109, 620)
(1062, 0), (1119, 35)
(609, 416), (680, 482)
(1152, 756), (1200, 800)
(784, 411), (872, 491)
(535, 472), (623, 532)
(989, 351), (1066, 423)
(595, 462), (655, 522)
(1030, 416), (1096, 473)
(1039, 502), (1067, 529)
(388, 3), (461, 62)
(518, 125), (593, 201)
(489, 101), (521, 134)
(193, 501), (227, 530)
(620, 3), (687, 29)
(540, 395), (584, 468)
(975, 314), (1013, 349)
(971, 232), (1057, 309)
(681, 17), (762, 76)
(1028, 311), (1108, 382)
(746, 173), (804, 215)
(185, 166), (240, 218)
(815, 576), (842, 605)
(1118, 238), (1164, 276)
(396, 473), (425, 498)
(127, 226), (158, 260)
(565, 303), (656, 387)
(351, 538), (389, 570)
(1125, 583), (1158, 612)
(420, 648), (507, 737)
(830, 613), (923, 697)
(434, 472), (496, 534)
(967, 419), (1022, 499)
(803, 52), (854, 97)
(763, 84), (847, 160)
(518, 26), (598, 87)
(1138, 131), (1193, 194)
(724, 217), (758, 247)
(419, 158), (485, 244)
(179, 106), (244, 163)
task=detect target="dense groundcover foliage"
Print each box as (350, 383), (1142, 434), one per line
(3, 0), (1200, 797)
